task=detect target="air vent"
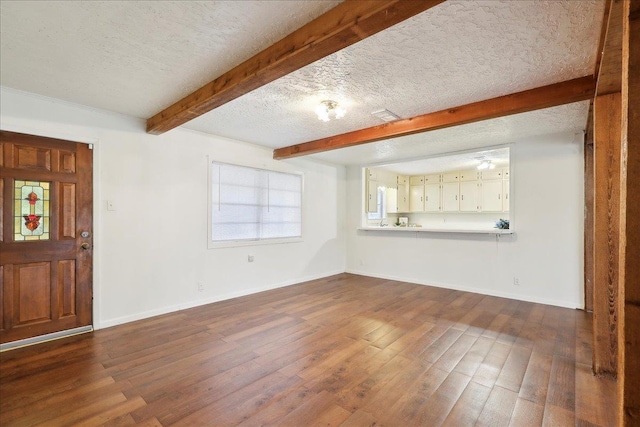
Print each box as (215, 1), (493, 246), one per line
(371, 109), (401, 122)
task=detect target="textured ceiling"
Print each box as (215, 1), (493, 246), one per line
(184, 0), (603, 149)
(312, 101), (590, 166)
(0, 1), (340, 118)
(0, 1), (603, 166)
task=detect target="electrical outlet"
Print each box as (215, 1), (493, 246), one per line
(197, 282), (204, 292)
(248, 255), (254, 262)
(513, 277), (520, 286)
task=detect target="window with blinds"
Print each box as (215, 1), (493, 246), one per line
(209, 161), (303, 247)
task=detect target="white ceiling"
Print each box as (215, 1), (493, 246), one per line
(0, 1), (604, 166)
(0, 1), (340, 118)
(374, 147), (510, 177)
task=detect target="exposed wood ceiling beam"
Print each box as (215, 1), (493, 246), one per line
(593, 0), (613, 80)
(596, 0), (623, 95)
(146, 0), (446, 135)
(273, 76), (596, 160)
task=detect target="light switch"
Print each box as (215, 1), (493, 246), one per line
(106, 200), (116, 211)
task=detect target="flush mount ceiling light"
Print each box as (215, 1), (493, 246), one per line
(315, 100), (346, 122)
(477, 159), (496, 170)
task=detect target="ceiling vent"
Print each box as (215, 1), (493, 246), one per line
(371, 109), (401, 122)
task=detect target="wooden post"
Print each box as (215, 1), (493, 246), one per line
(593, 92), (621, 377)
(584, 103), (594, 312)
(618, 0), (640, 424)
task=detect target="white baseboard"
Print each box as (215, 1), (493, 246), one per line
(98, 267), (581, 330)
(345, 269), (583, 310)
(97, 269), (346, 329)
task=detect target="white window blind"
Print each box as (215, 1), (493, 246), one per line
(210, 162), (302, 244)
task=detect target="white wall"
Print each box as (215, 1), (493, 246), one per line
(1, 87), (347, 328)
(346, 131), (585, 308)
(1, 86), (585, 329)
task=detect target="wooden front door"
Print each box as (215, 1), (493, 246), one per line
(0, 131), (93, 344)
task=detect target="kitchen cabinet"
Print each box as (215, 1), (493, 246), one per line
(459, 170), (479, 182)
(398, 184), (409, 212)
(409, 176), (424, 186)
(442, 172), (460, 183)
(386, 187), (398, 213)
(424, 174), (440, 184)
(503, 180), (510, 212)
(410, 185), (424, 212)
(366, 168), (377, 181)
(480, 180), (503, 212)
(367, 180), (379, 213)
(397, 175), (409, 212)
(442, 182), (460, 212)
(366, 163), (510, 215)
(480, 169), (503, 180)
(460, 181), (479, 212)
(425, 183), (441, 212)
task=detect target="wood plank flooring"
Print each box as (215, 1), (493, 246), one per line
(0, 273), (617, 426)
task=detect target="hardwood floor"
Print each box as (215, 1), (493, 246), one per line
(0, 273), (617, 426)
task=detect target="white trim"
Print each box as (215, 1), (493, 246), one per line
(0, 326), (93, 352)
(345, 269), (583, 309)
(99, 269), (345, 329)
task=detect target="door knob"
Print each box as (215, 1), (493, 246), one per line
(81, 242), (91, 250)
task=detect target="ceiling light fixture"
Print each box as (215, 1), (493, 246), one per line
(477, 159), (496, 170)
(316, 100), (346, 122)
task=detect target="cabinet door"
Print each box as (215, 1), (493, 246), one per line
(442, 182), (459, 211)
(424, 174), (440, 184)
(459, 170), (478, 182)
(503, 180), (510, 212)
(386, 187), (398, 213)
(425, 183), (441, 212)
(460, 181), (479, 212)
(397, 175), (408, 185)
(442, 172), (460, 183)
(409, 185), (424, 212)
(397, 184), (409, 212)
(481, 180), (503, 212)
(409, 176), (424, 186)
(366, 168), (377, 180)
(481, 169), (502, 180)
(367, 180), (379, 213)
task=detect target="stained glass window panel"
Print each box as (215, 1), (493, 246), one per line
(14, 180), (51, 241)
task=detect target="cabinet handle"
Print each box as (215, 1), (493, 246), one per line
(455, 195), (458, 200)
(461, 195), (464, 200)
(498, 194), (501, 199)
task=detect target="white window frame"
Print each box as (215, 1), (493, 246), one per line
(208, 159), (304, 249)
